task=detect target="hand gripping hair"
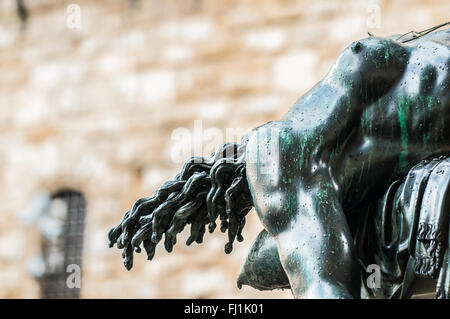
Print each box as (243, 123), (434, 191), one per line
(108, 136), (253, 270)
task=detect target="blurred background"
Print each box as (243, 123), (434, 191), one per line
(0, 0), (448, 298)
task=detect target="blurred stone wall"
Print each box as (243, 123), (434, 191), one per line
(0, 0), (448, 298)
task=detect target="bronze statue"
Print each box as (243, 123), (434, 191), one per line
(108, 24), (450, 299)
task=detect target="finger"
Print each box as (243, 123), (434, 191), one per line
(236, 216), (246, 242)
(220, 220), (228, 233)
(117, 233), (125, 249)
(225, 214), (238, 254)
(122, 245), (134, 270)
(122, 200), (152, 245)
(121, 180), (186, 247)
(168, 195), (205, 236)
(196, 222), (206, 244)
(107, 210), (130, 247)
(186, 206), (207, 245)
(164, 233), (174, 253)
(153, 173), (208, 240)
(108, 225), (122, 247)
(143, 238), (156, 260)
(131, 222), (153, 249)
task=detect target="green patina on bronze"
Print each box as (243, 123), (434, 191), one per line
(397, 95), (411, 170)
(108, 25), (450, 299)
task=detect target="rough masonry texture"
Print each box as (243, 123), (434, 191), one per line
(1, 0), (449, 298)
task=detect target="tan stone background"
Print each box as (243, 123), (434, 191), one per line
(0, 0), (448, 298)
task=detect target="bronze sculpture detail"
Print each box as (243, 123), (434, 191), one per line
(108, 25), (450, 299)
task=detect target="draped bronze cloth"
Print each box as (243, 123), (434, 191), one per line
(354, 156), (450, 298)
(238, 156), (450, 298)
